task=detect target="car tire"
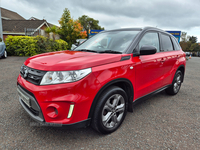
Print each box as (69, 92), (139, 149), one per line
(2, 50), (7, 58)
(91, 86), (128, 134)
(165, 70), (182, 95)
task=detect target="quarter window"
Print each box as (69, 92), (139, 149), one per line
(171, 37), (181, 50)
(160, 34), (173, 51)
(139, 32), (160, 52)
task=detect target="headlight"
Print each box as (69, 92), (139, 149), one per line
(40, 68), (92, 85)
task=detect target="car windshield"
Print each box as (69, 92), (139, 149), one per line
(75, 30), (139, 53)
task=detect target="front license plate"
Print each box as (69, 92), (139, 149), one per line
(17, 88), (30, 107)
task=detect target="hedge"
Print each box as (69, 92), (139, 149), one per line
(5, 35), (68, 56)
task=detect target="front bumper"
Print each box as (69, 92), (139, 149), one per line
(17, 72), (101, 127)
(18, 85), (44, 122)
(18, 85), (91, 128)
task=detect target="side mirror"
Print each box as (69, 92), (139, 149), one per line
(140, 45), (157, 55)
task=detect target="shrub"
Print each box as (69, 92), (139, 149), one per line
(5, 35), (68, 56)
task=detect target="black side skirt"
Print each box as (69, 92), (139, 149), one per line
(132, 85), (171, 106)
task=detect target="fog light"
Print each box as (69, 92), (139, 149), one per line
(67, 104), (74, 118)
(46, 105), (59, 118)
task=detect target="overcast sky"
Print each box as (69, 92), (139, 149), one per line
(1, 0), (200, 42)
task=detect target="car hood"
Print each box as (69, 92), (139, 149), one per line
(24, 50), (122, 71)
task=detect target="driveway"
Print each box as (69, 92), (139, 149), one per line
(0, 56), (200, 149)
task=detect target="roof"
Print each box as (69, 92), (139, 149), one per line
(0, 7), (25, 20)
(28, 17), (40, 20)
(2, 20), (49, 33)
(29, 16), (58, 27)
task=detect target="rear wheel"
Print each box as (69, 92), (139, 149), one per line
(166, 70), (182, 95)
(92, 86), (128, 134)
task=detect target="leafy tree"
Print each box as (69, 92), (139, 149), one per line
(180, 35), (200, 53)
(58, 8), (71, 42)
(189, 43), (200, 52)
(58, 8), (87, 48)
(50, 25), (58, 40)
(78, 15), (104, 38)
(64, 19), (87, 47)
(45, 27), (51, 38)
(189, 36), (197, 44)
(179, 41), (188, 51)
(45, 25), (58, 40)
(186, 41), (192, 52)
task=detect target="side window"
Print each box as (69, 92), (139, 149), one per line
(139, 32), (160, 52)
(160, 34), (173, 51)
(171, 36), (181, 50)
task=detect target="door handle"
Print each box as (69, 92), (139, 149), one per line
(160, 58), (165, 63)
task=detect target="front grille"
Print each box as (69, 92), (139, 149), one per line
(18, 84), (39, 116)
(21, 100), (39, 116)
(20, 64), (46, 85)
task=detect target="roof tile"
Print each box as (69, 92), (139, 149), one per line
(2, 20), (47, 32)
(1, 7), (25, 20)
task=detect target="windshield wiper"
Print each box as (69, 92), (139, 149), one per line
(98, 50), (122, 54)
(76, 49), (98, 53)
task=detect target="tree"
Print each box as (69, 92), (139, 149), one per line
(58, 8), (71, 42)
(78, 15), (104, 38)
(45, 27), (51, 38)
(179, 41), (188, 51)
(50, 25), (58, 40)
(64, 19), (87, 47)
(180, 35), (200, 53)
(189, 43), (200, 52)
(58, 8), (87, 48)
(189, 36), (197, 44)
(45, 25), (58, 40)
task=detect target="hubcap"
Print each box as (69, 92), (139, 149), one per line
(4, 51), (7, 58)
(173, 74), (181, 93)
(101, 94), (125, 129)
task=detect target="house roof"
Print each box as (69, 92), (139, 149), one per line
(29, 17), (40, 20)
(0, 7), (25, 20)
(29, 16), (58, 27)
(2, 20), (49, 33)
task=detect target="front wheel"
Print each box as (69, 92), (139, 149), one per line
(92, 86), (128, 134)
(166, 70), (182, 95)
(2, 50), (7, 58)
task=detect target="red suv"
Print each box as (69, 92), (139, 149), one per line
(17, 27), (186, 134)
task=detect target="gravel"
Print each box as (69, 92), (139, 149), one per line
(0, 56), (200, 149)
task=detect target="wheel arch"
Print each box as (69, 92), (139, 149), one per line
(88, 78), (134, 119)
(177, 65), (185, 82)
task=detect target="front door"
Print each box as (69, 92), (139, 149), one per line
(134, 32), (166, 99)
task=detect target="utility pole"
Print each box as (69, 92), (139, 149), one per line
(0, 6), (3, 41)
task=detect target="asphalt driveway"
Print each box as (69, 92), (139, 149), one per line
(0, 56), (200, 149)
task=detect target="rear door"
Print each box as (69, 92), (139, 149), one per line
(134, 32), (166, 99)
(160, 34), (179, 86)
